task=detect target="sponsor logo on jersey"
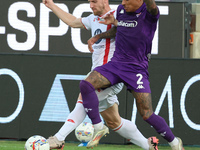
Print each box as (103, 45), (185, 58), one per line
(94, 29), (102, 44)
(117, 20), (138, 27)
(93, 45), (105, 49)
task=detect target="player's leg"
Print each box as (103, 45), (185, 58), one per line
(100, 103), (151, 150)
(79, 70), (114, 148)
(48, 93), (86, 149)
(132, 91), (183, 150)
(98, 84), (158, 150)
(55, 93), (86, 140)
(80, 71), (110, 128)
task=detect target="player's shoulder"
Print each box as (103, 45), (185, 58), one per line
(116, 4), (125, 16)
(85, 13), (96, 19)
(117, 4), (124, 12)
(82, 13), (97, 23)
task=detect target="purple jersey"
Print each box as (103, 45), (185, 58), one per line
(95, 3), (160, 92)
(112, 3), (160, 70)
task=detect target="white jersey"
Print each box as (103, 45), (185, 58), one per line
(81, 10), (116, 70)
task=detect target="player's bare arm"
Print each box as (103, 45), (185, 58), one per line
(87, 27), (117, 52)
(143, 0), (158, 16)
(97, 26), (117, 39)
(42, 0), (84, 28)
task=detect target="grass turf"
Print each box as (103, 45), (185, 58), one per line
(0, 140), (200, 150)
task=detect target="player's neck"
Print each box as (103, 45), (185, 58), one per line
(101, 7), (111, 16)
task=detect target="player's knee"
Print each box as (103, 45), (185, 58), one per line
(105, 118), (121, 129)
(142, 115), (149, 120)
(105, 121), (118, 129)
(79, 80), (95, 94)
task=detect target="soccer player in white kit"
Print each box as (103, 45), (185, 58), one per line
(42, 0), (159, 149)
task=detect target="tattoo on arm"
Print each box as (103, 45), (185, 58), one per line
(143, 0), (158, 16)
(97, 26), (117, 39)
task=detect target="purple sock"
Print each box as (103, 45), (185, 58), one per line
(145, 113), (175, 142)
(79, 80), (101, 124)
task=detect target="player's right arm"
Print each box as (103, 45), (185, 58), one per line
(143, 0), (159, 16)
(42, 0), (84, 28)
(87, 26), (117, 53)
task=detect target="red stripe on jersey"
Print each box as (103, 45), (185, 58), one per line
(103, 24), (112, 65)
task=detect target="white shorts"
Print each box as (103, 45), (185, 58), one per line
(96, 83), (124, 112)
(85, 72), (124, 112)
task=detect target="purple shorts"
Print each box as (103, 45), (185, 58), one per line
(94, 61), (151, 93)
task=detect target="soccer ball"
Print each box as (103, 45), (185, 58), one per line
(25, 135), (50, 150)
(75, 122), (94, 142)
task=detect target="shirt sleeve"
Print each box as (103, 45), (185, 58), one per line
(81, 14), (93, 30)
(146, 7), (160, 22)
(116, 4), (123, 21)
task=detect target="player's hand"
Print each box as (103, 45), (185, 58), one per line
(42, 0), (54, 9)
(99, 12), (116, 25)
(87, 35), (99, 53)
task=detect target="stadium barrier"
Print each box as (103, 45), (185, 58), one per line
(0, 55), (200, 145)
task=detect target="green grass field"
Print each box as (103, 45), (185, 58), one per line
(0, 140), (200, 150)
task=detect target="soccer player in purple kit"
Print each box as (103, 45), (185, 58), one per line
(42, 0), (160, 150)
(81, 0), (184, 150)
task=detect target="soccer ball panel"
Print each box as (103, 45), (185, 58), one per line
(25, 135), (49, 150)
(75, 122), (94, 142)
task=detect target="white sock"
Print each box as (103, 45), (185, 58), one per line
(55, 100), (86, 141)
(113, 118), (149, 150)
(93, 122), (104, 131)
(169, 137), (179, 147)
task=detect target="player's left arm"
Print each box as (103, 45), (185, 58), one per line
(87, 27), (117, 53)
(143, 0), (159, 16)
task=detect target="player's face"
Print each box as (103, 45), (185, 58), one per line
(89, 0), (105, 16)
(121, 0), (143, 12)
